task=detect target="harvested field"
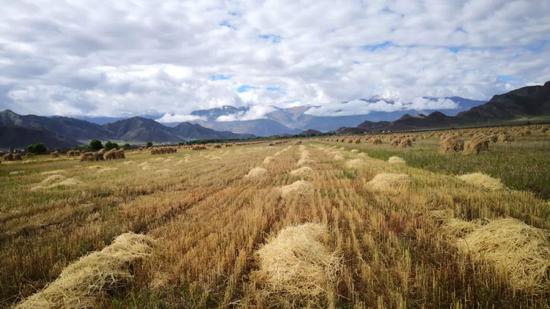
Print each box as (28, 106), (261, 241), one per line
(1, 131), (550, 308)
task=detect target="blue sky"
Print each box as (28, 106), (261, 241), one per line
(0, 0), (548, 120)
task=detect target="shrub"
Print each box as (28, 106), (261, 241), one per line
(89, 139), (103, 151)
(26, 143), (47, 155)
(104, 141), (119, 150)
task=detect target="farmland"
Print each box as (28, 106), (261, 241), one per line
(1, 124), (549, 308)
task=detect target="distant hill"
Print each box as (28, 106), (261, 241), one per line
(171, 122), (254, 140)
(0, 126), (77, 150)
(104, 117), (182, 142)
(0, 110), (254, 149)
(196, 118), (299, 137)
(0, 109), (112, 141)
(356, 82), (550, 132)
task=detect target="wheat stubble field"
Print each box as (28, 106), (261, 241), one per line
(1, 125), (550, 308)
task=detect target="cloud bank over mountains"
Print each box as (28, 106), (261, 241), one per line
(1, 0), (549, 120)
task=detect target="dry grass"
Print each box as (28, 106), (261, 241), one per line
(455, 218), (550, 291)
(345, 158), (365, 169)
(254, 223), (341, 303)
(245, 167), (268, 179)
(2, 132), (550, 308)
(458, 172), (505, 191)
(16, 233), (153, 308)
(366, 172), (411, 192)
(289, 166), (314, 179)
(388, 156), (406, 164)
(278, 180), (314, 199)
(263, 156), (275, 165)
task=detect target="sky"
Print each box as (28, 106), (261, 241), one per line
(0, 0), (549, 121)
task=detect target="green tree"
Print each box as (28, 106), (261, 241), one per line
(104, 141), (119, 150)
(26, 143), (47, 154)
(89, 139), (103, 151)
(146, 141), (153, 147)
(122, 143), (131, 150)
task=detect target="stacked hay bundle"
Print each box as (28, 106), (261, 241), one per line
(3, 152), (23, 161)
(151, 147), (178, 155)
(254, 223), (341, 304)
(278, 180), (314, 199)
(398, 138), (413, 148)
(371, 138), (383, 145)
(67, 150), (81, 157)
(80, 152), (104, 162)
(289, 166), (314, 179)
(457, 172), (505, 190)
(16, 233), (153, 308)
(244, 167), (268, 179)
(103, 149), (125, 160)
(192, 145), (207, 151)
(439, 136), (465, 153)
(452, 218), (550, 291)
(366, 173), (411, 192)
(463, 135), (490, 155)
(497, 132), (513, 143)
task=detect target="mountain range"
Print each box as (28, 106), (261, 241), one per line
(179, 96), (485, 136)
(0, 110), (252, 150)
(354, 81), (550, 132)
(1, 81), (548, 150)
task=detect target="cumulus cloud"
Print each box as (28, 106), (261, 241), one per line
(305, 97), (459, 116)
(216, 104), (276, 121)
(0, 0), (549, 118)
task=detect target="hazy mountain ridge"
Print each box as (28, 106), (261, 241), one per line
(185, 96), (485, 136)
(356, 82), (550, 132)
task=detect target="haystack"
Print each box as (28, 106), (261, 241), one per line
(350, 149), (359, 153)
(457, 172), (505, 191)
(388, 156), (406, 164)
(279, 180), (314, 199)
(245, 167), (268, 179)
(497, 133), (513, 143)
(289, 166), (314, 179)
(463, 136), (490, 155)
(371, 138), (383, 145)
(439, 136), (464, 153)
(366, 173), (411, 192)
(456, 218), (550, 291)
(16, 233), (153, 308)
(255, 223), (341, 299)
(398, 138), (413, 148)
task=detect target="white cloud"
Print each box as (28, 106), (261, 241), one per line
(0, 0), (549, 118)
(156, 113), (205, 123)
